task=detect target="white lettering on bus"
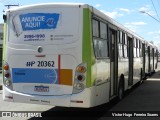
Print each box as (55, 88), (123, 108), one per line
(25, 22), (41, 28)
(21, 16), (45, 22)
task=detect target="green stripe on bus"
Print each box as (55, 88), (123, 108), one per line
(83, 8), (96, 87)
(3, 22), (7, 83)
(3, 22), (6, 62)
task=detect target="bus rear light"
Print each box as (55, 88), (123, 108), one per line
(76, 101), (83, 103)
(76, 66), (86, 73)
(77, 75), (85, 81)
(73, 63), (86, 94)
(3, 62), (12, 89)
(4, 73), (10, 78)
(71, 100), (83, 103)
(74, 83), (84, 90)
(4, 65), (9, 70)
(5, 96), (13, 99)
(4, 80), (11, 86)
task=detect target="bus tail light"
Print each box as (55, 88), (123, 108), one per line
(5, 96), (13, 99)
(71, 100), (83, 103)
(4, 73), (10, 78)
(76, 66), (86, 73)
(4, 64), (9, 70)
(3, 62), (13, 89)
(77, 75), (85, 81)
(74, 83), (84, 90)
(4, 80), (11, 86)
(73, 63), (87, 94)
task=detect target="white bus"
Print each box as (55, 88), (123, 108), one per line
(3, 3), (158, 108)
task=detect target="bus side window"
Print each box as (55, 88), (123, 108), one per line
(133, 38), (137, 58)
(139, 40), (142, 57)
(92, 19), (99, 37)
(100, 22), (107, 39)
(122, 32), (124, 58)
(118, 31), (123, 58)
(137, 39), (139, 57)
(122, 32), (127, 58)
(124, 33), (127, 58)
(93, 38), (108, 58)
(92, 18), (109, 59)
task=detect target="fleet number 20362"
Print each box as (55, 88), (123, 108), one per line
(26, 61), (55, 67)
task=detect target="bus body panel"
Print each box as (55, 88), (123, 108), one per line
(3, 86), (71, 107)
(3, 85), (95, 108)
(3, 4), (88, 107)
(9, 54), (76, 95)
(94, 59), (110, 106)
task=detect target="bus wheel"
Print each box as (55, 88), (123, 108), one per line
(118, 80), (124, 101)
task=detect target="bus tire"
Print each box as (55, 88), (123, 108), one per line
(118, 79), (124, 101)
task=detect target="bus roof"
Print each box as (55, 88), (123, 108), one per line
(6, 3), (88, 12)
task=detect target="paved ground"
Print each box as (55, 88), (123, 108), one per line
(109, 74), (160, 111)
(107, 64), (160, 112)
(0, 90), (54, 120)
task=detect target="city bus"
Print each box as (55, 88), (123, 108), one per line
(3, 3), (158, 108)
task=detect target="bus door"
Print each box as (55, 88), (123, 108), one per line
(128, 37), (133, 86)
(110, 29), (118, 97)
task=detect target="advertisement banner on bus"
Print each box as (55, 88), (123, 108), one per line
(19, 13), (60, 31)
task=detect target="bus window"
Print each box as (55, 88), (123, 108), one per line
(92, 19), (109, 58)
(122, 32), (127, 58)
(93, 39), (108, 58)
(118, 31), (123, 58)
(124, 33), (127, 45)
(137, 39), (139, 57)
(118, 44), (123, 57)
(124, 33), (127, 58)
(133, 38), (137, 57)
(92, 19), (99, 37)
(122, 32), (125, 57)
(100, 22), (107, 39)
(124, 45), (127, 58)
(139, 41), (142, 57)
(119, 31), (122, 43)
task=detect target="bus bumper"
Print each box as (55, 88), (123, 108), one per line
(3, 86), (96, 108)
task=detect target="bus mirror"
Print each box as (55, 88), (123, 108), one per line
(3, 14), (6, 21)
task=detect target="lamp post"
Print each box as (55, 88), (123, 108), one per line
(140, 10), (160, 23)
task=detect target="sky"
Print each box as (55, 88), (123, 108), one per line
(0, 0), (160, 47)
